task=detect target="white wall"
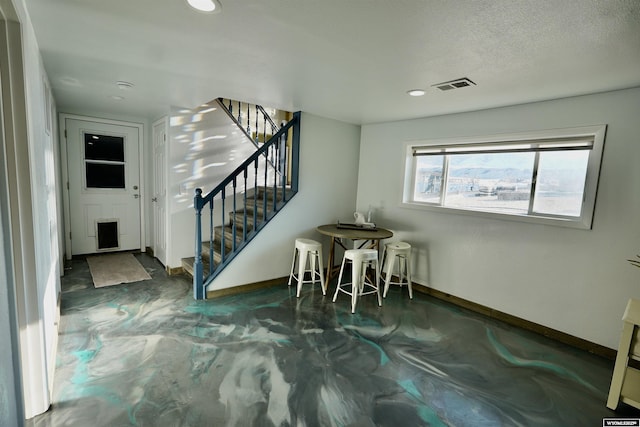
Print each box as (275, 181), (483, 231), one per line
(357, 87), (640, 350)
(207, 113), (361, 290)
(3, 0), (63, 418)
(167, 104), (264, 268)
(0, 4), (26, 425)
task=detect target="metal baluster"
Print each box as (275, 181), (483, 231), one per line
(263, 114), (268, 151)
(209, 199), (214, 275)
(246, 103), (251, 135)
(283, 127), (289, 191)
(255, 107), (259, 144)
(242, 168), (248, 240)
(232, 177), (237, 252)
(276, 130), (283, 204)
(221, 187), (226, 262)
(227, 98), (232, 115)
(254, 158), (258, 231)
(271, 130), (278, 211)
(237, 101), (241, 124)
(263, 149), (268, 220)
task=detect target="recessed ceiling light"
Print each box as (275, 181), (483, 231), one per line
(186, 0), (221, 13)
(407, 89), (426, 97)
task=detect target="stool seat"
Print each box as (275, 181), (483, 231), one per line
(288, 238), (325, 297)
(332, 248), (382, 313)
(382, 241), (413, 299)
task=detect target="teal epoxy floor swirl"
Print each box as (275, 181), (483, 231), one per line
(27, 254), (639, 426)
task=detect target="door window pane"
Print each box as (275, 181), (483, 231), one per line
(86, 163), (125, 188)
(413, 155), (443, 203)
(444, 152), (534, 214)
(532, 150), (589, 217)
(85, 133), (124, 162)
(84, 133), (126, 189)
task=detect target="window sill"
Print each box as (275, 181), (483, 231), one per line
(399, 200), (592, 230)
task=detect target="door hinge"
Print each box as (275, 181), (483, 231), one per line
(66, 181), (69, 190)
(163, 133), (166, 142)
(69, 231), (72, 240)
(64, 129), (67, 138)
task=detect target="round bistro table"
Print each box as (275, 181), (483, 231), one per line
(316, 224), (393, 291)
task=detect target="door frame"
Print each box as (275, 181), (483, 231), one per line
(59, 114), (145, 259)
(0, 5), (27, 424)
(151, 116), (168, 266)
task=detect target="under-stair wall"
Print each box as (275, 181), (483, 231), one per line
(167, 111), (362, 296)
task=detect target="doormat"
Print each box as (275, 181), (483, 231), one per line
(86, 253), (151, 288)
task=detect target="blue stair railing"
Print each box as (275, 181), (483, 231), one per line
(218, 98), (280, 147)
(192, 111), (301, 299)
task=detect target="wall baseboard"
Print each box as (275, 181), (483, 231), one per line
(201, 273), (615, 360)
(167, 266), (185, 276)
(206, 277), (286, 299)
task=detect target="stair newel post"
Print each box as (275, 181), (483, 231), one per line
(291, 112), (301, 194)
(243, 168), (248, 240)
(193, 188), (205, 300)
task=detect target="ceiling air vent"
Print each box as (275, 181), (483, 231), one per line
(432, 77), (476, 91)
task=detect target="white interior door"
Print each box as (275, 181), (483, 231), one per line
(152, 118), (167, 265)
(65, 118), (142, 255)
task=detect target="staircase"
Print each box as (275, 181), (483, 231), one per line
(186, 110), (301, 300)
(181, 186), (293, 278)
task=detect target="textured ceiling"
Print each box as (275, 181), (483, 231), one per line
(24, 0), (640, 124)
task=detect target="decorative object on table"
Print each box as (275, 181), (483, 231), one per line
(287, 238), (326, 297)
(353, 211), (376, 229)
(333, 248), (382, 313)
(381, 241), (413, 299)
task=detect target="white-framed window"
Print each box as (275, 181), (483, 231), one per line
(401, 125), (607, 229)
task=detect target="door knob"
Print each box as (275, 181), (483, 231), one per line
(152, 197), (158, 202)
(134, 194), (139, 199)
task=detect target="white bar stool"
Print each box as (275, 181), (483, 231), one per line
(381, 242), (413, 299)
(287, 238), (326, 297)
(332, 248), (382, 313)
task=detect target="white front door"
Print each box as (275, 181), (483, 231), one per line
(152, 118), (167, 265)
(65, 117), (142, 255)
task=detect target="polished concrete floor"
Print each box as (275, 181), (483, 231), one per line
(27, 253), (639, 426)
